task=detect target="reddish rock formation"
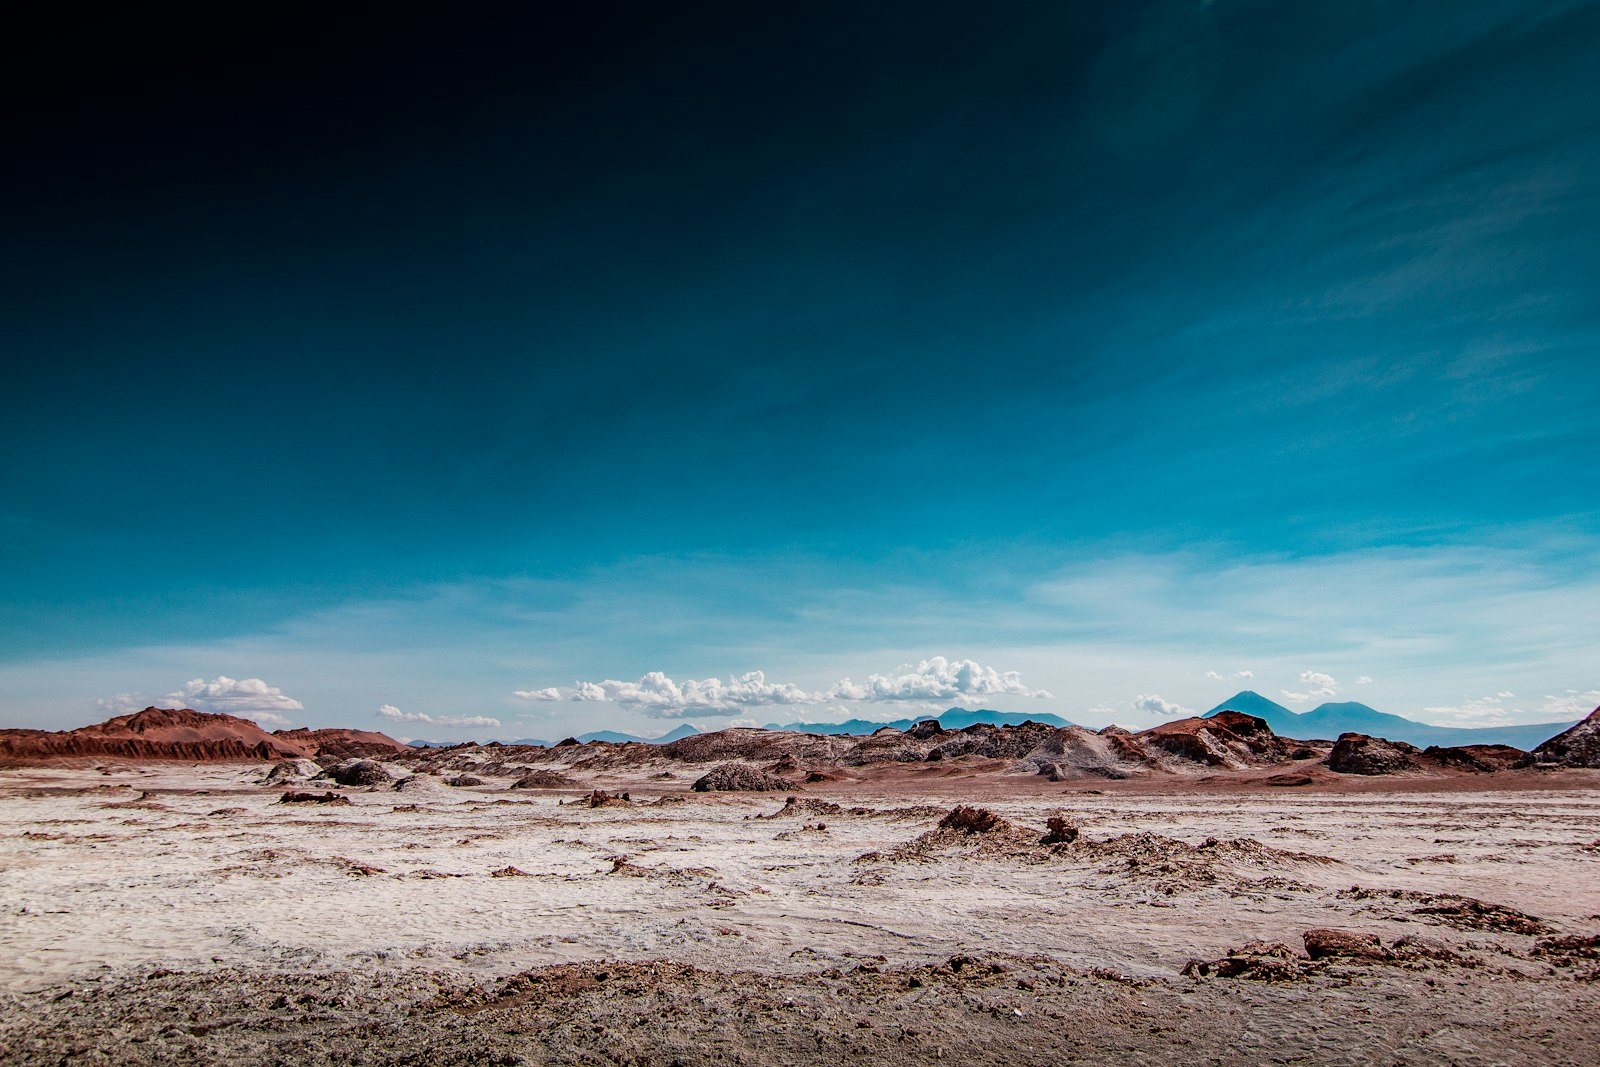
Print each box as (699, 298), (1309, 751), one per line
(0, 707), (402, 766)
(1527, 708), (1600, 768)
(1136, 712), (1294, 769)
(271, 727), (406, 760)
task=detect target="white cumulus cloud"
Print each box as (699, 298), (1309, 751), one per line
(375, 705), (499, 729)
(1133, 694), (1193, 719)
(514, 657), (1050, 719)
(829, 657), (1052, 704)
(165, 676), (305, 717)
(1299, 671), (1339, 696)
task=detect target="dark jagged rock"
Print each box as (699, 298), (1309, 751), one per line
(278, 791), (350, 805)
(318, 759), (396, 787)
(938, 806), (1009, 834)
(1263, 772), (1315, 787)
(1527, 708), (1600, 768)
(1327, 733), (1421, 775)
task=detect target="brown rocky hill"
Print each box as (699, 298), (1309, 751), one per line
(0, 707), (404, 765)
(271, 727), (409, 760)
(397, 715), (1318, 783)
(1526, 707), (1600, 768)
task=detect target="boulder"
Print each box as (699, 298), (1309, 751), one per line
(1327, 733), (1420, 775)
(262, 758), (322, 784)
(1303, 928), (1390, 961)
(319, 758), (398, 787)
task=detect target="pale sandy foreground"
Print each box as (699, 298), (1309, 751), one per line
(1, 763), (1597, 1064)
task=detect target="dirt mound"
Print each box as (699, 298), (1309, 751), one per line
(1182, 940), (1306, 981)
(658, 728), (824, 765)
(1421, 744), (1528, 772)
(446, 774), (486, 787)
(1328, 733), (1421, 775)
(757, 796), (847, 819)
(1528, 708), (1600, 768)
(510, 770), (578, 789)
(691, 763), (797, 792)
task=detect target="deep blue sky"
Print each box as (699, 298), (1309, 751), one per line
(3, 1), (1597, 736)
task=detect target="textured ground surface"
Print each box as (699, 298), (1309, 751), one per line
(1, 764), (1597, 1064)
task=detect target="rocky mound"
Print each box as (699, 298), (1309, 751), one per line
(1022, 726), (1141, 781)
(0, 708), (405, 766)
(1421, 744), (1528, 772)
(691, 763), (797, 792)
(510, 770), (579, 789)
(1136, 712), (1295, 769)
(261, 759), (323, 784)
(1527, 708), (1600, 768)
(0, 707), (307, 764)
(1328, 733), (1421, 775)
(271, 727), (407, 759)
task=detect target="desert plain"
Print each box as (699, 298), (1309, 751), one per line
(2, 742), (1598, 1066)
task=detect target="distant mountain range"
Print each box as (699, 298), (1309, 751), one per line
(1202, 691), (1578, 750)
(765, 707), (1076, 736)
(410, 723), (704, 748)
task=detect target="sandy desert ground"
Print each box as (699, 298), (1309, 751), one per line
(2, 762), (1598, 1065)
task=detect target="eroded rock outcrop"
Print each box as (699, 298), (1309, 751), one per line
(1526, 708), (1600, 768)
(1328, 733), (1421, 775)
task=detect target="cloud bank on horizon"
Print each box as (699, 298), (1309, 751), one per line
(514, 657), (1051, 719)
